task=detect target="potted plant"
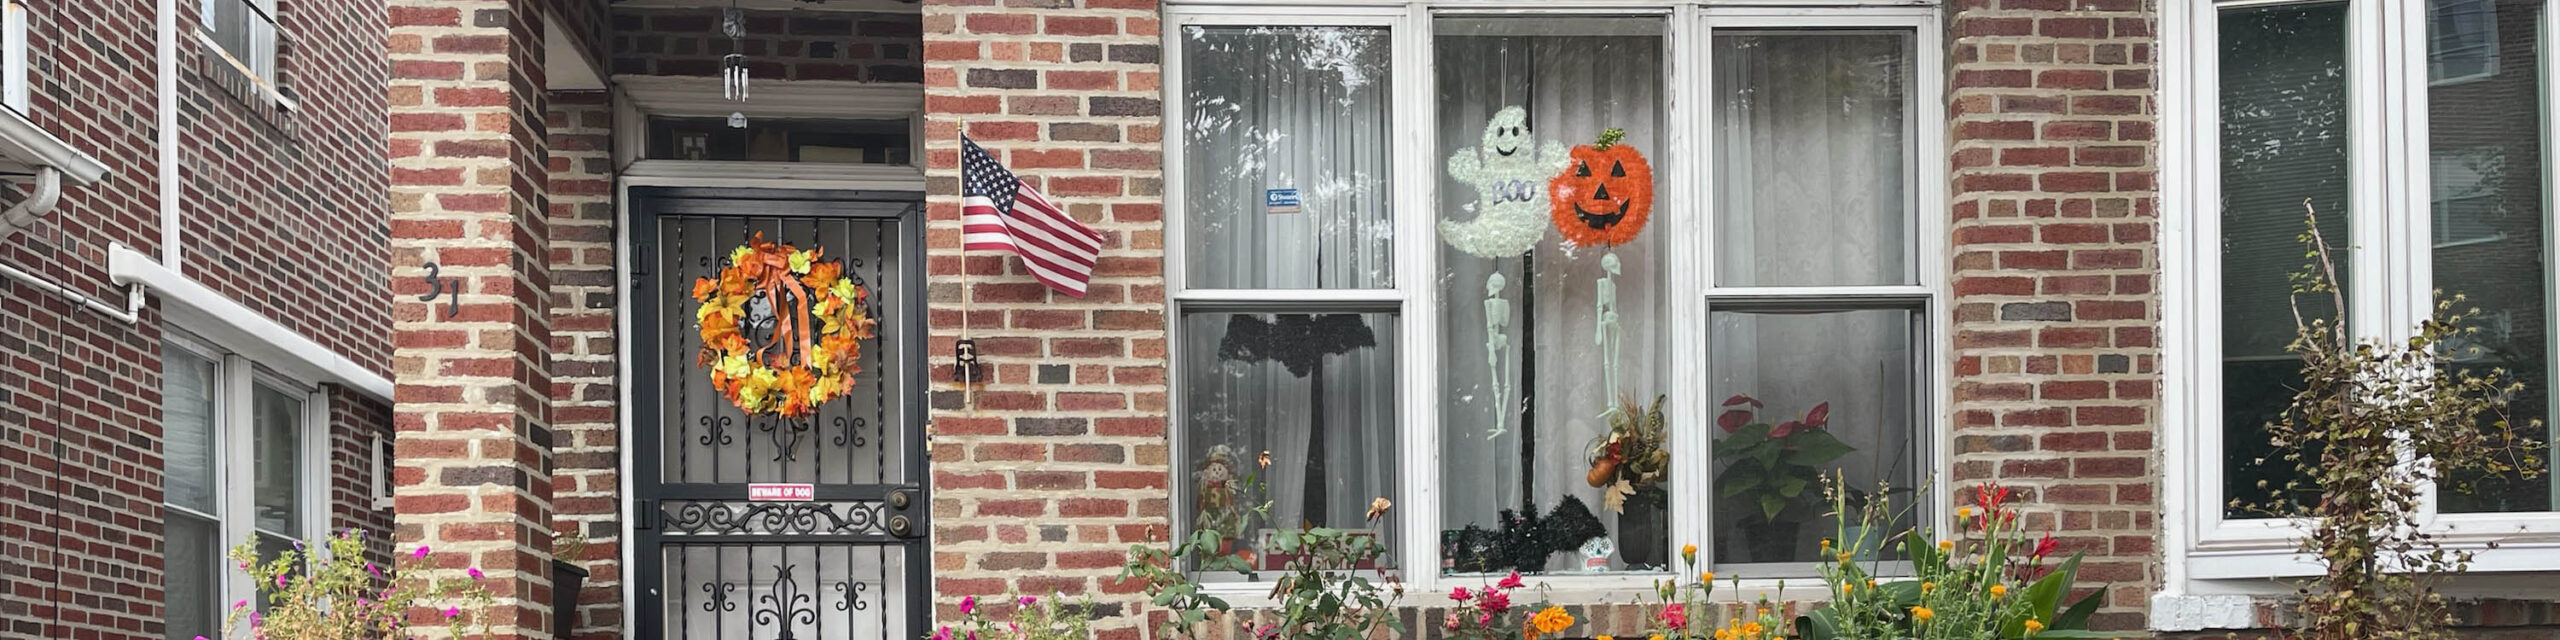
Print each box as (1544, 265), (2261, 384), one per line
(1585, 395), (1670, 568)
(552, 531), (590, 638)
(1712, 394), (1853, 563)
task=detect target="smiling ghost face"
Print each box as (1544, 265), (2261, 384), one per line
(1479, 106), (1535, 165)
(1547, 130), (1655, 247)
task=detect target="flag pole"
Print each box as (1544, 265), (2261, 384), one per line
(956, 116), (974, 415)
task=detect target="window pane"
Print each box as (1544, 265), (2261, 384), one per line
(253, 384), (302, 537)
(163, 512), (221, 640)
(1181, 26), (1395, 289)
(163, 346), (220, 514)
(1709, 309), (1918, 567)
(2218, 3), (2351, 519)
(646, 117), (912, 165)
(1431, 15), (1673, 575)
(1714, 31), (1913, 287)
(1180, 312), (1398, 580)
(2431, 0), (2554, 513)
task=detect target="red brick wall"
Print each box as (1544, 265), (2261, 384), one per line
(922, 1), (1167, 638)
(1943, 0), (2161, 631)
(612, 8), (923, 83)
(544, 88), (620, 640)
(0, 0), (397, 638)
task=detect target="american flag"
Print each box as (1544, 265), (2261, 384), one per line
(962, 136), (1103, 297)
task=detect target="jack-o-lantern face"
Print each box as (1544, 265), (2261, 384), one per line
(1547, 128), (1654, 247)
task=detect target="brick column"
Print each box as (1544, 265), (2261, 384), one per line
(924, 1), (1168, 638)
(1943, 1), (2159, 631)
(388, 1), (556, 637)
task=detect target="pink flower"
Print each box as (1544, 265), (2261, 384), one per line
(248, 612), (262, 627)
(232, 599), (248, 610)
(275, 574), (289, 588)
(932, 626), (953, 640)
(1448, 586), (1471, 601)
(1659, 603), (1688, 629)
(366, 563), (381, 578)
(959, 596), (976, 615)
(1497, 571), (1524, 590)
(1444, 612), (1463, 630)
(1477, 612), (1494, 626)
(414, 546), (430, 560)
(468, 567), (485, 580)
(1476, 589), (1511, 613)
(1018, 595), (1038, 607)
(443, 606), (460, 619)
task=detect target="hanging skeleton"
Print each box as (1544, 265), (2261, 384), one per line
(1442, 107), (1565, 439)
(1546, 129), (1655, 417)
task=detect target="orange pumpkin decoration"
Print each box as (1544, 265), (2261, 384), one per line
(1547, 128), (1655, 247)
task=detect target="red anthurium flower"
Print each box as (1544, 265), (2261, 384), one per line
(1722, 394), (1763, 408)
(1717, 409), (1752, 434)
(1804, 402), (1831, 429)
(1772, 420), (1804, 439)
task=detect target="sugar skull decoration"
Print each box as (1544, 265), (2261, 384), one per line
(1547, 128), (1655, 248)
(1441, 106), (1569, 259)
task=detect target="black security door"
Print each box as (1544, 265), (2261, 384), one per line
(630, 187), (929, 640)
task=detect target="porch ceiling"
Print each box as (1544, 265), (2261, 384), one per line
(607, 0), (920, 12)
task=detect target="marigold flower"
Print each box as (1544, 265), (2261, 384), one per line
(1909, 606), (1934, 623)
(2024, 619), (2047, 635)
(1989, 584), (2008, 598)
(1528, 606), (1575, 635)
(1920, 581), (1935, 592)
(1836, 552), (1852, 564)
(1938, 540), (1955, 552)
(1681, 543), (1699, 563)
(1700, 571), (1715, 584)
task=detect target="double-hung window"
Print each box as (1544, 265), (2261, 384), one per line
(1167, 2), (1945, 591)
(202, 0), (280, 85)
(2170, 0), (2560, 580)
(160, 338), (327, 640)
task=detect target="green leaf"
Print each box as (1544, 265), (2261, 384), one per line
(1784, 430), (1856, 465)
(1777, 475), (1809, 498)
(1796, 610), (1842, 640)
(1760, 494), (1789, 521)
(2051, 590), (2103, 631)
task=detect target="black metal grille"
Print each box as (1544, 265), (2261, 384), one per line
(631, 188), (929, 640)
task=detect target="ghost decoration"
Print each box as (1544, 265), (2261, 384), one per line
(1441, 106), (1568, 259)
(1441, 107), (1565, 439)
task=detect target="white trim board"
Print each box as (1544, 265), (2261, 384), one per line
(108, 243), (394, 401)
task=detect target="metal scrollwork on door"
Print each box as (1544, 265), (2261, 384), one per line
(661, 501), (888, 538)
(700, 582), (737, 613)
(753, 565), (820, 637)
(759, 417), (811, 462)
(832, 415), (868, 448)
(698, 415), (736, 447)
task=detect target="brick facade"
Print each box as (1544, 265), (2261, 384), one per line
(545, 88), (622, 640)
(385, 0), (558, 636)
(921, 3), (1168, 640)
(0, 0), (399, 638)
(612, 8), (924, 83)
(1942, 0), (2161, 631)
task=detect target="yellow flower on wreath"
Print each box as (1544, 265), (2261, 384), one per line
(693, 232), (877, 417)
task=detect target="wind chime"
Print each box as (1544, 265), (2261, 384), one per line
(721, 2), (750, 128)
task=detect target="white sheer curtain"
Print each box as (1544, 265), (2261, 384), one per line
(1708, 32), (1921, 564)
(1180, 26), (1402, 557)
(1436, 20), (1668, 572)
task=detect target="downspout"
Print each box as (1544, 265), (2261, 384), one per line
(158, 0), (180, 270)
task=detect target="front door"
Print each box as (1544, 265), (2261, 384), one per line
(630, 187), (929, 640)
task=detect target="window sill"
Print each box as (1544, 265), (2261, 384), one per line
(191, 30), (296, 131)
(1194, 572), (1867, 609)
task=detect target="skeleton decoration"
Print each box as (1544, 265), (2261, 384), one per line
(1442, 107), (1565, 438)
(1546, 128), (1655, 416)
(721, 5), (750, 126)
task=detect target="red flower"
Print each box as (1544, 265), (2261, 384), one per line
(1721, 394), (1763, 408)
(1803, 402), (1831, 429)
(1450, 587), (1472, 602)
(1771, 420), (1805, 439)
(2031, 534), (2058, 559)
(1717, 409), (1752, 434)
(1477, 589), (1511, 613)
(1497, 571), (1525, 590)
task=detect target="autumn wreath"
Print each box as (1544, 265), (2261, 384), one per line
(693, 232), (878, 418)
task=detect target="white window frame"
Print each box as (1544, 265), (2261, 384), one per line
(161, 334), (331, 626)
(2162, 0), (2560, 598)
(196, 0), (286, 103)
(1162, 0), (1948, 601)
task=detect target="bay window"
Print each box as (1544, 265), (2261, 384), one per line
(160, 338), (328, 639)
(1168, 2), (1944, 589)
(2169, 0), (2560, 578)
